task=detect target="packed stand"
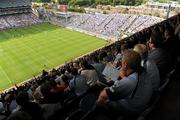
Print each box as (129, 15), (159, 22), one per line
(0, 0), (42, 30)
(0, 13), (43, 30)
(0, 0), (31, 9)
(54, 13), (163, 39)
(0, 14), (179, 120)
(0, 0), (32, 18)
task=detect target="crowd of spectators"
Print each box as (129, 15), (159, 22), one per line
(0, 7), (32, 16)
(0, 0), (34, 30)
(54, 13), (163, 39)
(0, 13), (43, 30)
(0, 13), (179, 120)
(0, 0), (31, 9)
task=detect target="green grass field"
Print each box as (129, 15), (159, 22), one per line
(0, 23), (107, 91)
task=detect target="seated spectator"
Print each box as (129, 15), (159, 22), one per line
(175, 22), (180, 38)
(40, 82), (61, 104)
(111, 44), (128, 69)
(93, 51), (113, 85)
(121, 44), (129, 55)
(39, 82), (63, 120)
(41, 70), (50, 80)
(12, 92), (43, 120)
(64, 65), (74, 80)
(54, 68), (66, 84)
(91, 55), (105, 74)
(147, 31), (172, 83)
(99, 50), (109, 64)
(41, 69), (48, 77)
(68, 68), (89, 96)
(73, 61), (80, 70)
(32, 85), (43, 103)
(163, 26), (180, 61)
(49, 68), (57, 79)
(97, 50), (153, 118)
(80, 60), (99, 87)
(116, 66), (153, 114)
(134, 44), (160, 91)
(105, 50), (114, 63)
(50, 75), (69, 93)
(9, 96), (18, 113)
(4, 93), (17, 113)
(97, 50), (150, 117)
(26, 88), (33, 101)
(112, 46), (122, 68)
(0, 102), (5, 113)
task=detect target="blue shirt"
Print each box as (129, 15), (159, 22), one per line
(69, 75), (89, 96)
(106, 72), (138, 100)
(118, 70), (153, 113)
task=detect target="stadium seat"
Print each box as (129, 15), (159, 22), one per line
(0, 2), (179, 120)
(158, 69), (176, 92)
(65, 94), (96, 120)
(0, 0), (31, 9)
(63, 92), (77, 106)
(136, 91), (161, 120)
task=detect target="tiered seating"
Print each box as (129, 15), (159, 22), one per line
(0, 0), (41, 30)
(54, 13), (164, 39)
(0, 12), (179, 120)
(0, 0), (32, 16)
(0, 0), (31, 9)
(0, 17), (10, 29)
(0, 13), (43, 30)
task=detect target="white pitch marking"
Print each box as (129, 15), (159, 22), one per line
(0, 66), (12, 84)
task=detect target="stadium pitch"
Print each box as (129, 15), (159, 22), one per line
(0, 23), (107, 91)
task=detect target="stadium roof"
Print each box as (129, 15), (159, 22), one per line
(0, 0), (31, 9)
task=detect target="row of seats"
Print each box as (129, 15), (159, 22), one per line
(49, 13), (163, 39)
(0, 13), (43, 30)
(62, 13), (180, 120)
(0, 13), (179, 120)
(56, 14), (179, 120)
(0, 0), (31, 9)
(0, 7), (32, 16)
